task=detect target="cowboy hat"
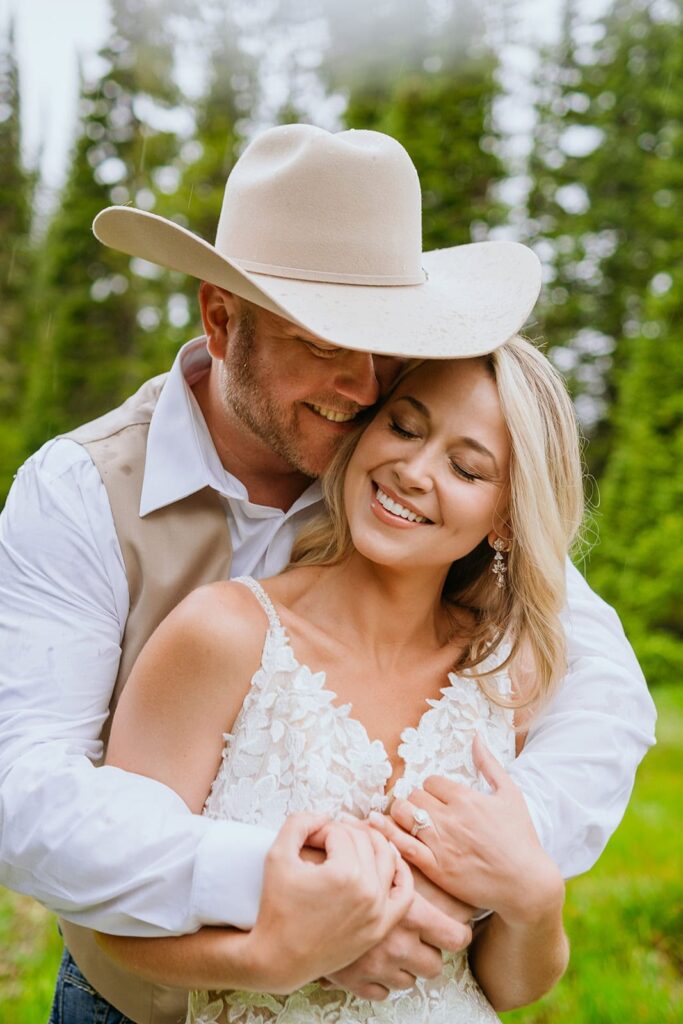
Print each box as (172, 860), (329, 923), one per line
(93, 123), (541, 359)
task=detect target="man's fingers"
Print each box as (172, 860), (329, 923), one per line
(277, 813), (332, 857)
(345, 823), (380, 885)
(319, 820), (362, 866)
(472, 733), (508, 791)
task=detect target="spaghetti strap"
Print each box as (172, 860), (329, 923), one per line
(233, 575), (283, 633)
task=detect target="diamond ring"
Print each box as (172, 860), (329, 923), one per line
(410, 808), (433, 837)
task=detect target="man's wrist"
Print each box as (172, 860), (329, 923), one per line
(233, 927), (293, 994)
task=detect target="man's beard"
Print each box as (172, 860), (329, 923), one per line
(220, 311), (322, 478)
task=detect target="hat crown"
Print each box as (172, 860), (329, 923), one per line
(215, 124), (424, 285)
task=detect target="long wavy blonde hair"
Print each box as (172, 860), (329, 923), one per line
(290, 336), (585, 709)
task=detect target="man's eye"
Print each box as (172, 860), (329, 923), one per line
(305, 342), (339, 359)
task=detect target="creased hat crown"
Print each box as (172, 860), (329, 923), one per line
(215, 125), (424, 285)
(92, 123), (543, 358)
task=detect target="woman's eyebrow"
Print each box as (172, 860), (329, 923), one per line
(395, 395), (430, 417)
(460, 436), (499, 472)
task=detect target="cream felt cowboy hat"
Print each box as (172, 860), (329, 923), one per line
(93, 123), (541, 359)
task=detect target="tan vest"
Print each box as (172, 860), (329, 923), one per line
(59, 373), (233, 1024)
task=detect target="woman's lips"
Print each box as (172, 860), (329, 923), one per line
(370, 482), (433, 529)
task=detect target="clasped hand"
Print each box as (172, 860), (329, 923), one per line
(248, 811), (472, 1000)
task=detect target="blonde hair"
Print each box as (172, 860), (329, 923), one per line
(290, 337), (584, 710)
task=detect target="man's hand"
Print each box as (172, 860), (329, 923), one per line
(368, 735), (562, 924)
(243, 813), (414, 994)
(321, 867), (473, 1000)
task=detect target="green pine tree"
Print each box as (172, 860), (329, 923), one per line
(527, 0), (683, 469)
(23, 0), (184, 451)
(0, 20), (36, 502)
(589, 269), (683, 687)
(143, 19), (253, 370)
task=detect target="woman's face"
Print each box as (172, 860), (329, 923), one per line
(343, 358), (511, 574)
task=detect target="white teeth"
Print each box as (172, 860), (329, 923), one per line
(375, 486), (429, 523)
(310, 404), (356, 423)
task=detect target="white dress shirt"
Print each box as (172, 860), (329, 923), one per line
(0, 338), (656, 937)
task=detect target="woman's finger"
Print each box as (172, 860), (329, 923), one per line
(389, 798), (441, 856)
(367, 826), (400, 892)
(422, 774), (463, 803)
(472, 733), (508, 792)
(384, 853), (415, 922)
(368, 811), (435, 873)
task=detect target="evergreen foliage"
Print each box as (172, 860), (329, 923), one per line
(144, 19), (253, 370)
(0, 21), (36, 502)
(527, 0), (683, 466)
(23, 0), (182, 453)
(589, 271), (683, 687)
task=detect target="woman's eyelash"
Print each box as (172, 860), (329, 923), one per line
(450, 461), (479, 482)
(388, 418), (418, 439)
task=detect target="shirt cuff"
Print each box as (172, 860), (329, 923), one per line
(191, 820), (277, 930)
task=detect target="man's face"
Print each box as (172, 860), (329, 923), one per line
(220, 302), (407, 478)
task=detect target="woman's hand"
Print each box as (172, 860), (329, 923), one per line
(369, 735), (563, 926)
(244, 812), (415, 994)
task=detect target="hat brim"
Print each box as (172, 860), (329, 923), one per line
(93, 206), (541, 359)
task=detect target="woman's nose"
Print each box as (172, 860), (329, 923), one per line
(393, 451), (435, 493)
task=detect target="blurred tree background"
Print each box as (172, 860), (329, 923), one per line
(0, 0), (681, 1018)
(2, 0), (679, 688)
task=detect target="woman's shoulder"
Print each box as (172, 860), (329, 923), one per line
(155, 579), (272, 672)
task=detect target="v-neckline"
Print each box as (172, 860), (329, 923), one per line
(262, 612), (461, 801)
(236, 574), (507, 803)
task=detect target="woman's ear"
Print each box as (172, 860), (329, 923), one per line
(199, 282), (239, 359)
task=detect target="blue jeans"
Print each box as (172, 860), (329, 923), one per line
(48, 946), (136, 1024)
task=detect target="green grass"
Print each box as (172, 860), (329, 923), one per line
(0, 687), (681, 1023)
(502, 685), (682, 1023)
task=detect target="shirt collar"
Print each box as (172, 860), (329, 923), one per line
(139, 337), (322, 517)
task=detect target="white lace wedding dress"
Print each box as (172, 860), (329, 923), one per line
(186, 577), (515, 1024)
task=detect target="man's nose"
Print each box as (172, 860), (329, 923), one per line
(333, 351), (382, 407)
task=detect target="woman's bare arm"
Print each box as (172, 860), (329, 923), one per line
(467, 873), (568, 1011)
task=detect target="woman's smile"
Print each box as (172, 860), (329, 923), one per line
(370, 482), (434, 528)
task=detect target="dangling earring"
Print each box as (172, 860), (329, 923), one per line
(491, 537), (509, 589)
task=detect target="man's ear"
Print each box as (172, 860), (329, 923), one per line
(199, 282), (239, 359)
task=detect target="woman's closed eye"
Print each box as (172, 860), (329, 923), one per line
(449, 460), (481, 483)
(388, 416), (420, 439)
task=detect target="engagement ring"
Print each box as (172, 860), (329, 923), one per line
(410, 808), (433, 836)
